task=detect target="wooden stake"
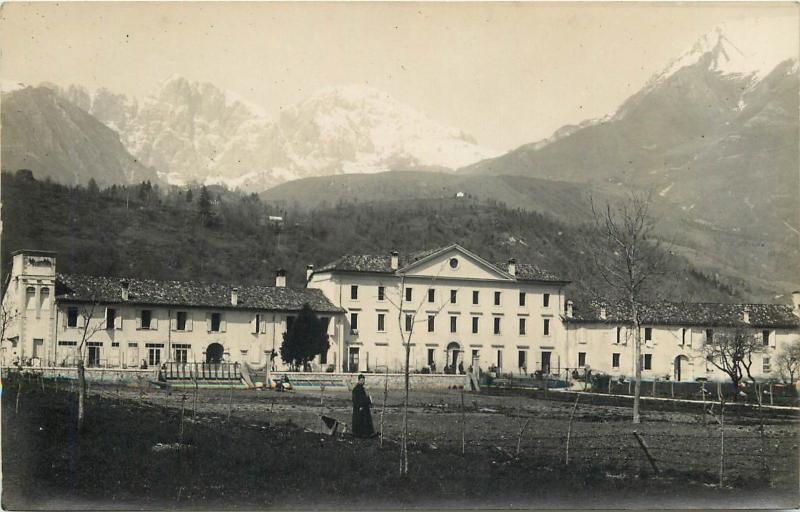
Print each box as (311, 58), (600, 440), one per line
(461, 391), (466, 456)
(15, 373), (22, 414)
(769, 383), (774, 406)
(608, 377), (612, 395)
(380, 368), (389, 447)
(516, 418), (530, 457)
(179, 394), (186, 444)
(227, 384), (234, 422)
(628, 380), (632, 395)
(565, 393), (580, 465)
(652, 379), (656, 398)
(719, 400), (725, 488)
(670, 380), (674, 399)
(632, 431), (659, 474)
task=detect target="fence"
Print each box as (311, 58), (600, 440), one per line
(163, 362), (240, 380)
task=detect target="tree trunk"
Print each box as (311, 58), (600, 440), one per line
(632, 302), (642, 424)
(77, 359), (87, 432)
(400, 340), (410, 476)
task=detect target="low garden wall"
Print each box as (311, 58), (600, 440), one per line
(3, 366), (157, 386)
(271, 371), (469, 391)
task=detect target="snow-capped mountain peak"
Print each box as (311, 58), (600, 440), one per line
(649, 20), (798, 87)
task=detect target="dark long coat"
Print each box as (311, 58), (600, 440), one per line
(351, 383), (375, 438)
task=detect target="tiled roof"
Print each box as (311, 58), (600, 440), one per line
(316, 247), (567, 282)
(494, 262), (567, 283)
(565, 299), (800, 329)
(55, 274), (344, 314)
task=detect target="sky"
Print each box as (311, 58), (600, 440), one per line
(1, 2), (797, 151)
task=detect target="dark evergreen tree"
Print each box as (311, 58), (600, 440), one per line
(198, 185), (214, 227)
(280, 303), (329, 370)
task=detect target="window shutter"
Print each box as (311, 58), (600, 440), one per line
(150, 311), (158, 330)
(115, 313), (123, 330)
(136, 310), (142, 330)
(206, 313), (212, 332)
(260, 318), (267, 335)
(62, 309), (68, 328)
(769, 331), (776, 348)
(185, 314), (193, 332)
(104, 307), (110, 329)
(251, 316), (258, 334)
(171, 315), (177, 331)
(220, 315), (227, 333)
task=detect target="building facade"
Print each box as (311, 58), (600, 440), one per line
(307, 245), (571, 375)
(1, 250), (344, 370)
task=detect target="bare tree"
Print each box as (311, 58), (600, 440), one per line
(588, 191), (669, 424)
(775, 339), (800, 385)
(381, 263), (449, 476)
(73, 299), (105, 431)
(703, 329), (763, 401)
(0, 300), (19, 365)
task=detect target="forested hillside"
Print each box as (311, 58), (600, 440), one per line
(1, 171), (752, 303)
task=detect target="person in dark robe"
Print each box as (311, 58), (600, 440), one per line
(351, 374), (375, 438)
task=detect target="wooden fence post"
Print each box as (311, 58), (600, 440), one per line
(565, 393), (580, 465)
(628, 380), (632, 395)
(632, 431), (659, 474)
(717, 384), (725, 488)
(380, 368), (389, 447)
(461, 391), (466, 456)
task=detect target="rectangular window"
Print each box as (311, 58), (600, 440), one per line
(67, 307), (79, 327)
(105, 308), (116, 330)
(616, 326), (622, 344)
(377, 313), (386, 332)
(210, 312), (221, 332)
(174, 344), (190, 364)
(405, 287), (412, 302)
(681, 328), (687, 346)
(706, 329), (714, 343)
(493, 317), (501, 335)
(578, 352), (586, 367)
(543, 318), (550, 336)
(494, 291), (501, 306)
(519, 317), (526, 335)
(543, 293), (550, 308)
(762, 330), (770, 347)
(427, 348), (435, 367)
(496, 349), (503, 369)
(377, 286), (385, 301)
(472, 290), (479, 305)
(643, 354), (652, 370)
(450, 316), (457, 333)
(350, 285), (358, 300)
(612, 353), (620, 368)
(87, 343), (102, 367)
(519, 292), (526, 307)
(472, 316), (479, 334)
(177, 311), (187, 331)
(763, 356), (771, 373)
(450, 290), (457, 304)
(644, 327), (653, 341)
(428, 289), (435, 303)
(518, 350), (527, 370)
(148, 347), (161, 366)
(319, 348), (328, 365)
(141, 309), (152, 329)
(405, 314), (413, 332)
(111, 342), (119, 348)
(427, 315), (435, 333)
(350, 313), (358, 332)
(58, 340), (77, 346)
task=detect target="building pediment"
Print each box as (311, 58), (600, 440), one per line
(399, 245), (513, 282)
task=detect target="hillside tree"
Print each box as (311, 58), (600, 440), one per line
(280, 303), (329, 371)
(703, 328), (763, 400)
(588, 191), (669, 424)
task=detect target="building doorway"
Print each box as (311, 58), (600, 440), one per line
(87, 343), (102, 367)
(206, 343), (224, 364)
(348, 347), (360, 373)
(674, 355), (690, 381)
(541, 351), (552, 374)
(446, 342), (461, 372)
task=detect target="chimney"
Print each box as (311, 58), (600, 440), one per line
(741, 307), (749, 324)
(306, 264), (314, 283)
(390, 251), (399, 271)
(566, 300), (574, 319)
(275, 269), (286, 288)
(507, 258), (516, 276)
(600, 306), (607, 320)
(231, 287), (239, 306)
(120, 279), (129, 301)
(793, 291), (800, 318)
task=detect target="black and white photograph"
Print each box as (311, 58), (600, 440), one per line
(0, 2), (798, 510)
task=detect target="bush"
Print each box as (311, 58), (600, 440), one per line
(592, 372), (611, 390)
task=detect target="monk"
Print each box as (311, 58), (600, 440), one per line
(351, 374), (375, 438)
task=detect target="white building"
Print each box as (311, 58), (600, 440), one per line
(308, 245), (571, 374)
(1, 250), (344, 370)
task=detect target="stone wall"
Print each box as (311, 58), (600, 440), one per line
(4, 366), (157, 386)
(271, 371), (469, 390)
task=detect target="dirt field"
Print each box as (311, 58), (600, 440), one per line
(3, 377), (799, 509)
